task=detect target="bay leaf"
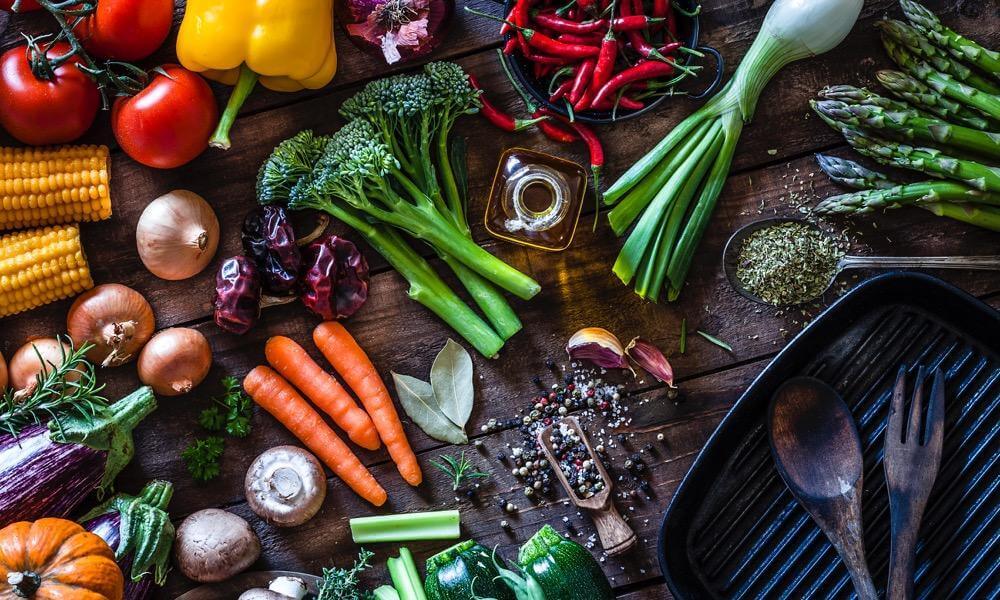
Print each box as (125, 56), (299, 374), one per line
(430, 339), (474, 428)
(392, 372), (468, 444)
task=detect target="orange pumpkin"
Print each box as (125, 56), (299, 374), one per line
(0, 518), (123, 600)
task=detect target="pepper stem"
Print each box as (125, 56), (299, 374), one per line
(210, 64), (259, 150)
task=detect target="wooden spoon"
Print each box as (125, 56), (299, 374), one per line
(536, 416), (636, 555)
(767, 377), (878, 600)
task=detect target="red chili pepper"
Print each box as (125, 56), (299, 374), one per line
(501, 6), (517, 36)
(541, 109), (604, 227)
(469, 74), (547, 132)
(590, 94), (645, 111)
(532, 109), (579, 143)
(590, 59), (675, 107)
(522, 52), (577, 65)
(534, 12), (665, 34)
(549, 79), (573, 103)
(568, 59), (596, 105)
(557, 32), (604, 44)
(503, 36), (519, 55)
(522, 28), (601, 59)
(591, 31), (618, 95)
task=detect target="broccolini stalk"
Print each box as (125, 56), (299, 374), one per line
(339, 66), (525, 338)
(876, 19), (1000, 95)
(811, 99), (1000, 159)
(257, 131), (505, 358)
(875, 70), (996, 131)
(882, 37), (1000, 121)
(899, 0), (1000, 80)
(842, 128), (1000, 193)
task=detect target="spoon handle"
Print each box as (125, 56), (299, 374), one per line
(840, 255), (1000, 271)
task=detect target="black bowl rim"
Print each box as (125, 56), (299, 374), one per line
(500, 0), (722, 124)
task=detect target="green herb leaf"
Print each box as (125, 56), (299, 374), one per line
(697, 330), (733, 353)
(181, 436), (224, 482)
(198, 407), (225, 431)
(317, 548), (374, 600)
(431, 451), (490, 491)
(430, 339), (474, 428)
(679, 318), (687, 355)
(392, 372), (468, 444)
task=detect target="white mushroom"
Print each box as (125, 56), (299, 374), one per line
(238, 590), (287, 600)
(174, 509), (261, 583)
(245, 446), (326, 527)
(237, 575), (308, 600)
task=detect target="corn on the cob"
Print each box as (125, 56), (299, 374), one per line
(0, 224), (94, 318)
(0, 145), (111, 231)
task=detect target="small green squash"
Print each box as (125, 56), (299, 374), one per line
(517, 525), (614, 600)
(424, 540), (515, 600)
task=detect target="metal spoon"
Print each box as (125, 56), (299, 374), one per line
(768, 377), (878, 600)
(723, 217), (1000, 305)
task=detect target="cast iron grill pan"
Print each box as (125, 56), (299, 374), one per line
(658, 272), (999, 599)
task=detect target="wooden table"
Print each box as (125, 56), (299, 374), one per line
(2, 1), (997, 598)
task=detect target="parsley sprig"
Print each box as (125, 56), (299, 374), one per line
(431, 451), (490, 491)
(183, 376), (254, 482)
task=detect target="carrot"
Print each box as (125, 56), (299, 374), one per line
(265, 336), (380, 451)
(243, 366), (388, 507)
(313, 322), (423, 487)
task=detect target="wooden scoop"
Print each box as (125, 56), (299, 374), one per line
(536, 416), (636, 555)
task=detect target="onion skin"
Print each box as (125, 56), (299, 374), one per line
(337, 0), (454, 65)
(0, 352), (7, 392)
(68, 284), (156, 368)
(136, 190), (219, 281)
(138, 328), (212, 396)
(9, 338), (79, 397)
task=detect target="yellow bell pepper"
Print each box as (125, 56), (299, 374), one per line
(176, 0), (338, 149)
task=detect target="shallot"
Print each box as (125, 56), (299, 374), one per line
(8, 338), (81, 398)
(136, 190), (220, 281)
(138, 328), (212, 396)
(0, 352), (6, 392)
(338, 0), (454, 65)
(67, 284), (156, 367)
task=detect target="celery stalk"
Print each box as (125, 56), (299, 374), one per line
(374, 586), (401, 600)
(350, 510), (461, 544)
(387, 548), (427, 600)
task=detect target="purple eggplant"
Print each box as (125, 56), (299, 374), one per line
(82, 481), (175, 600)
(0, 386), (157, 528)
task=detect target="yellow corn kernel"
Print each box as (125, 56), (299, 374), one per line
(0, 224), (94, 319)
(0, 145), (111, 231)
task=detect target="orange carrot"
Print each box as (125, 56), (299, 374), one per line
(313, 321), (423, 487)
(243, 366), (388, 506)
(265, 336), (381, 451)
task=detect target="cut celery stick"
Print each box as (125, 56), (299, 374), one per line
(373, 586), (401, 600)
(350, 510), (461, 543)
(387, 548), (427, 600)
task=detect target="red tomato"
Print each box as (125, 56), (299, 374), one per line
(0, 0), (42, 11)
(75, 0), (174, 61)
(0, 43), (100, 145)
(112, 65), (219, 169)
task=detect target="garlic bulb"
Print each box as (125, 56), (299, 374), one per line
(136, 190), (219, 281)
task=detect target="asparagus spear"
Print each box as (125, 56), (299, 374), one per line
(875, 70), (995, 130)
(876, 19), (1000, 94)
(811, 99), (1000, 158)
(920, 201), (1000, 232)
(820, 85), (926, 114)
(899, 0), (1000, 80)
(882, 37), (1000, 121)
(815, 154), (895, 190)
(815, 180), (1000, 214)
(842, 128), (1000, 193)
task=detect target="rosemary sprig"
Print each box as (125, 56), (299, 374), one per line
(697, 330), (733, 353)
(431, 451), (490, 491)
(0, 338), (106, 438)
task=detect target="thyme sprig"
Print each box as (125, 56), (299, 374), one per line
(0, 338), (106, 438)
(431, 451), (490, 491)
(316, 548), (374, 600)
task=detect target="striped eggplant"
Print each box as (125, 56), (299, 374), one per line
(82, 480), (176, 600)
(0, 386), (157, 527)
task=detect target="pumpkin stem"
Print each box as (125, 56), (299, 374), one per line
(7, 571), (41, 598)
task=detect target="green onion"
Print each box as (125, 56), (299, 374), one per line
(387, 548), (427, 600)
(604, 0), (863, 302)
(697, 330), (733, 353)
(350, 510), (461, 544)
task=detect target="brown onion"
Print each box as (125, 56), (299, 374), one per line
(67, 284), (156, 367)
(9, 338), (80, 399)
(0, 351), (7, 392)
(136, 190), (220, 281)
(138, 328), (212, 396)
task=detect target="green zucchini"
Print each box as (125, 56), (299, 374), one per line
(424, 540), (515, 600)
(517, 525), (614, 600)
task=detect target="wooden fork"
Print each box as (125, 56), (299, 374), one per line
(884, 366), (945, 600)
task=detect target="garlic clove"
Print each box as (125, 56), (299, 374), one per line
(626, 337), (675, 387)
(566, 327), (629, 370)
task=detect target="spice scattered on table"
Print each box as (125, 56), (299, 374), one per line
(549, 422), (606, 499)
(735, 221), (846, 305)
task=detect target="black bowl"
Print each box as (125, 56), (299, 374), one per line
(501, 0), (724, 124)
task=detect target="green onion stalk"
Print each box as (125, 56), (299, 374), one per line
(604, 0), (863, 301)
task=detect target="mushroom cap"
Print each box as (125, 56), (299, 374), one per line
(238, 589), (289, 600)
(174, 508), (261, 583)
(245, 445), (327, 527)
(269, 576), (308, 599)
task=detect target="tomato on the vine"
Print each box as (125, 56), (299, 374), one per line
(75, 0), (174, 61)
(112, 65), (219, 169)
(0, 43), (100, 145)
(0, 0), (42, 12)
